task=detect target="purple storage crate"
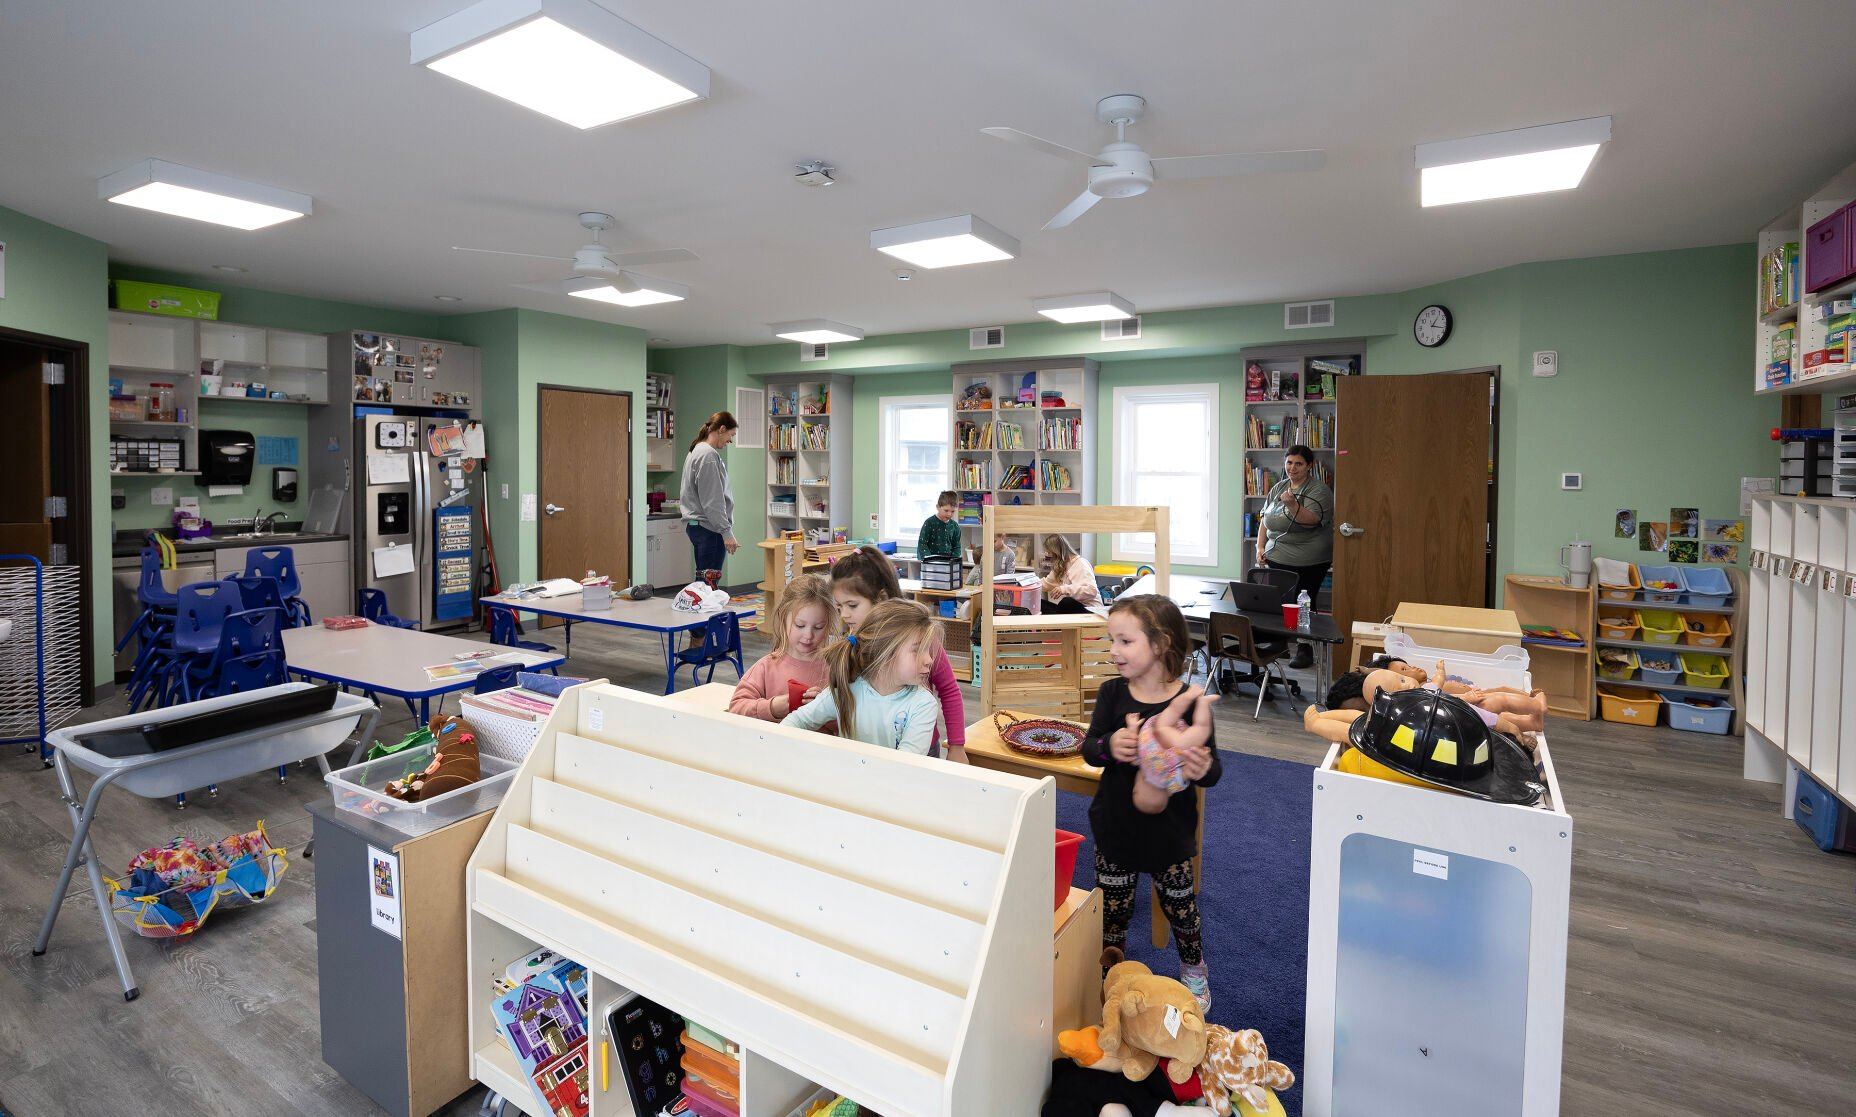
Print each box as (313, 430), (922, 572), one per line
(1804, 204), (1854, 293)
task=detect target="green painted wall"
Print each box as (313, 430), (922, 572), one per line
(1, 205), (112, 685)
(648, 344), (764, 584)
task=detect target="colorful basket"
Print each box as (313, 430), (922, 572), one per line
(992, 712), (1086, 758)
(105, 824), (288, 940)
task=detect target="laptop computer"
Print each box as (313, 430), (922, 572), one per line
(1226, 579), (1293, 613)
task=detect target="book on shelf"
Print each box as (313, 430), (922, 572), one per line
(1037, 460), (1074, 491)
(957, 420), (993, 450)
(1000, 463), (1034, 490)
(957, 460), (992, 489)
(769, 422), (798, 450)
(1521, 624), (1585, 648)
(1244, 462), (1279, 497)
(1040, 416), (1082, 450)
(957, 492), (987, 525)
(773, 457), (796, 484)
(801, 424), (830, 450)
(770, 390), (798, 417)
(996, 421), (1026, 450)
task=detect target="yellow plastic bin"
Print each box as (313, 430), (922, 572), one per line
(1599, 685), (1664, 726)
(1597, 611), (1639, 642)
(1678, 652), (1729, 690)
(1681, 612), (1732, 648)
(1636, 608), (1684, 645)
(1596, 647), (1639, 681)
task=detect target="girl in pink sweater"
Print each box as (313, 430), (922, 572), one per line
(829, 546), (968, 762)
(730, 575), (834, 720)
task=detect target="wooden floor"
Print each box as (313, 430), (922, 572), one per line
(1, 620), (1851, 1116)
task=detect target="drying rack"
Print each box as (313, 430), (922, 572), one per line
(0, 554), (83, 763)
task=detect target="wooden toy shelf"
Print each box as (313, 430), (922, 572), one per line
(465, 682), (1056, 1117)
(1502, 575), (1595, 721)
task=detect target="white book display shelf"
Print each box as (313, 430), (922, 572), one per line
(466, 682), (1057, 1117)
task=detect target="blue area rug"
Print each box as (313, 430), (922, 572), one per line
(1053, 748), (1313, 1117)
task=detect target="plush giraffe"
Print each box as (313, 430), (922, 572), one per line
(1197, 1025), (1294, 1116)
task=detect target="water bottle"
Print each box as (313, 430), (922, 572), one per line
(1296, 589), (1312, 630)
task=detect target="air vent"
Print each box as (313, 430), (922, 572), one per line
(1101, 315), (1142, 341)
(1284, 300), (1335, 330)
(798, 342), (829, 362)
(970, 326), (1005, 350)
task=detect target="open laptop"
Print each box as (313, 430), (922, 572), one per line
(1226, 579), (1293, 613)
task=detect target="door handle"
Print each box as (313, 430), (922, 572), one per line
(544, 502), (566, 516)
(1338, 522), (1364, 538)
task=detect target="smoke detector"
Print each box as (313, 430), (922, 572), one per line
(794, 161), (835, 186)
(893, 268), (916, 281)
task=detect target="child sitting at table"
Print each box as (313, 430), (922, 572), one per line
(1039, 533), (1100, 614)
(1080, 593), (1221, 1012)
(783, 599), (942, 755)
(729, 575), (833, 721)
(917, 490), (963, 562)
(828, 546), (967, 762)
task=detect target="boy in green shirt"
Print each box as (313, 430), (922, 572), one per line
(917, 490), (963, 561)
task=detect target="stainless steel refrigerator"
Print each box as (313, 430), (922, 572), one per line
(354, 414), (481, 631)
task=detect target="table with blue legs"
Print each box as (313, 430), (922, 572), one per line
(481, 591), (755, 694)
(281, 623), (563, 760)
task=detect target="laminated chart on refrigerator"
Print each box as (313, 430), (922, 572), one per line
(432, 506), (475, 622)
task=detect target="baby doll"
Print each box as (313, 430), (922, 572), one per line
(1132, 714), (1192, 813)
(1459, 688), (1548, 733)
(1300, 669), (1418, 744)
(1371, 655), (1429, 685)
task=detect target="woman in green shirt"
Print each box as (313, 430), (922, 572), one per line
(1255, 444), (1333, 667)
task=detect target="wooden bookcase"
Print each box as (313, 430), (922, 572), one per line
(1502, 575), (1595, 721)
(764, 374), (853, 543)
(950, 358), (1098, 566)
(465, 682), (1056, 1117)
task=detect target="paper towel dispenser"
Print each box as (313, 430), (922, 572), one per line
(200, 429), (255, 486)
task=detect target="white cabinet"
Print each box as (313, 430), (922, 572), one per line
(646, 518), (693, 588)
(214, 539), (352, 621)
(108, 312), (196, 371)
(111, 555), (215, 673)
(199, 322), (268, 365)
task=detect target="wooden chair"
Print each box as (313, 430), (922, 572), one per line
(1206, 611), (1293, 719)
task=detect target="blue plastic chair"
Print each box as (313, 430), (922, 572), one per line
(358, 588), (417, 629)
(123, 548), (181, 710)
(487, 605), (558, 673)
(473, 663), (521, 694)
(167, 581), (240, 700)
(242, 546), (312, 626)
(671, 611), (745, 690)
(226, 574), (291, 622)
(173, 606), (287, 806)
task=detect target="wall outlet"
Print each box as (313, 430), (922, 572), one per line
(150, 486), (173, 506)
(1560, 472), (1582, 491)
(521, 493), (537, 521)
(1532, 350), (1559, 376)
(500, 483), (509, 500)
(869, 512), (879, 532)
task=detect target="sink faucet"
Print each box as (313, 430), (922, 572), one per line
(260, 511), (289, 535)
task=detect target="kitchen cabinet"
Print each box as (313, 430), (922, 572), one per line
(645, 518), (694, 588)
(214, 539), (352, 622)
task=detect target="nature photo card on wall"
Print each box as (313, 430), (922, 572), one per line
(1669, 508), (1700, 539)
(1640, 521), (1669, 552)
(1615, 509), (1637, 539)
(1703, 542), (1740, 564)
(1668, 539), (1699, 564)
(1703, 518), (1746, 543)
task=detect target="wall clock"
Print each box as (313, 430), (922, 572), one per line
(1414, 304), (1453, 348)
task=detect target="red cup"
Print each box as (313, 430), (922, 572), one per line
(1282, 602), (1301, 628)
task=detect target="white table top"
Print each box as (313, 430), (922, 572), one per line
(282, 623), (562, 697)
(483, 591), (754, 632)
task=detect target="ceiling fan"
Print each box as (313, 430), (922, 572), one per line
(983, 94), (1326, 230)
(452, 211), (697, 305)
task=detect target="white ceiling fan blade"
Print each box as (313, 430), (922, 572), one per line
(452, 245), (571, 261)
(605, 248), (698, 267)
(1043, 190), (1103, 231)
(1150, 148), (1327, 180)
(982, 126), (1109, 167)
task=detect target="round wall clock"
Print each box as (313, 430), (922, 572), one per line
(1414, 304), (1453, 348)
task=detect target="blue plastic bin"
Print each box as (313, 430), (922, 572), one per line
(1638, 564), (1686, 604)
(1666, 696), (1734, 735)
(1638, 654), (1682, 686)
(1679, 566), (1732, 601)
(1794, 771), (1856, 853)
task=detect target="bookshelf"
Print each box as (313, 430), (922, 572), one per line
(643, 373), (676, 473)
(1239, 346), (1362, 606)
(764, 373), (853, 543)
(949, 358), (1099, 567)
(1503, 574), (1595, 720)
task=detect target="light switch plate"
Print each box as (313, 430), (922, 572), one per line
(150, 486), (173, 506)
(1532, 350), (1559, 376)
(1560, 472), (1582, 490)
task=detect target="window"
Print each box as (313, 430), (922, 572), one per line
(880, 394), (952, 545)
(1112, 383), (1219, 564)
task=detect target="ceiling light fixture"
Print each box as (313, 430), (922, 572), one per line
(870, 214), (1018, 269)
(99, 160), (311, 230)
(565, 272), (688, 307)
(411, 0), (709, 129)
(1034, 291), (1134, 324)
(434, 294), (463, 302)
(794, 161), (835, 186)
(771, 320), (863, 344)
(1416, 116), (1611, 207)
(212, 264), (249, 273)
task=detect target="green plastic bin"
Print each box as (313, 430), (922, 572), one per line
(112, 279), (220, 319)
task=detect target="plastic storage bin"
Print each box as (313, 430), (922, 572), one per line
(1679, 566), (1732, 601)
(1596, 647), (1639, 681)
(1794, 770), (1856, 852)
(1636, 608), (1684, 645)
(1599, 685), (1663, 726)
(1054, 829), (1084, 911)
(112, 279), (221, 319)
(1637, 564), (1685, 604)
(1666, 696), (1734, 735)
(1597, 611), (1639, 641)
(1681, 612), (1732, 648)
(1594, 557), (1640, 601)
(324, 744), (518, 835)
(1637, 653), (1682, 687)
(1678, 652), (1729, 689)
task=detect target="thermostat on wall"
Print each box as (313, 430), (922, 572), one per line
(1560, 472), (1582, 490)
(1532, 350), (1559, 376)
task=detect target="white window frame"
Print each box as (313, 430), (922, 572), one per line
(878, 393), (953, 546)
(1111, 382), (1219, 565)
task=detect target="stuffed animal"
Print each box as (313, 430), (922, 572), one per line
(1091, 951), (1208, 1085)
(385, 714), (481, 802)
(1198, 1026), (1294, 1116)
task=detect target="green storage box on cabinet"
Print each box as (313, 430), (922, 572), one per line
(111, 280), (221, 320)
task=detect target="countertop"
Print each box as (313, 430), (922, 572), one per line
(112, 527), (349, 560)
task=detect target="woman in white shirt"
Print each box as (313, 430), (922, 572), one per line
(1039, 534), (1100, 614)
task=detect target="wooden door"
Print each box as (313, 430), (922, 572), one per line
(0, 340), (52, 558)
(538, 387), (631, 611)
(1331, 371), (1493, 662)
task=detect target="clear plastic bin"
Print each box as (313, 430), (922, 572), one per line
(324, 743), (518, 835)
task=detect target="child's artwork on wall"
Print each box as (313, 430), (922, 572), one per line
(1614, 509), (1637, 539)
(1640, 521), (1669, 552)
(1669, 507), (1700, 539)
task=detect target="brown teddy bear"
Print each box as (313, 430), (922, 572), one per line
(1059, 950), (1208, 1086)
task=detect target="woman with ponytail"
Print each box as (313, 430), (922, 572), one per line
(783, 599), (942, 755)
(679, 411), (740, 580)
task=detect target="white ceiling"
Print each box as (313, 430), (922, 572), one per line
(4, 1), (1856, 348)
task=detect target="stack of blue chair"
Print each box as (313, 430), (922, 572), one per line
(242, 546), (311, 626)
(120, 549), (179, 711)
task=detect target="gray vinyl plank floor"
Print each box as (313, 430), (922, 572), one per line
(1, 617), (1851, 1116)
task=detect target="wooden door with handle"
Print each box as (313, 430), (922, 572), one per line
(1331, 370), (1494, 667)
(538, 386), (631, 625)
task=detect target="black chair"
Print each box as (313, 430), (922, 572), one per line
(1246, 566), (1299, 602)
(1205, 611), (1294, 718)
